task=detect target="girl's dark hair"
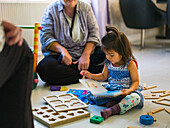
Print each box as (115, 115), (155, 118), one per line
(101, 26), (135, 67)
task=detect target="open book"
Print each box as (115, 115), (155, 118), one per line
(79, 79), (122, 97)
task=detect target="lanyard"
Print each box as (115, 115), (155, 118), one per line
(69, 5), (77, 38)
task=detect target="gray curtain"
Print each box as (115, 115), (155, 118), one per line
(91, 0), (110, 38)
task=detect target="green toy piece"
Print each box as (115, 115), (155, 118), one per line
(90, 115), (104, 124)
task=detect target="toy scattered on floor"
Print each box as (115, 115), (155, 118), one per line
(32, 105), (90, 128)
(43, 93), (88, 112)
(67, 89), (89, 103)
(90, 115), (104, 124)
(143, 85), (157, 90)
(50, 86), (68, 91)
(151, 90), (166, 93)
(165, 108), (170, 114)
(128, 126), (141, 128)
(140, 115), (154, 125)
(147, 107), (165, 121)
(152, 98), (170, 106)
(143, 88), (170, 100)
(147, 112), (156, 121)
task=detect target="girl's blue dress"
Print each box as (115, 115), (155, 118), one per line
(87, 59), (144, 109)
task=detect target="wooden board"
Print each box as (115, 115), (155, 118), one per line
(32, 105), (90, 128)
(43, 93), (88, 112)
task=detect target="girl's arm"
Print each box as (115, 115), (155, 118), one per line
(128, 60), (139, 92)
(80, 64), (109, 81)
(122, 60), (139, 95)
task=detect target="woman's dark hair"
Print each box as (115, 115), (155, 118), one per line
(101, 26), (135, 67)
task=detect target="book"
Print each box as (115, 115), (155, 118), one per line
(79, 79), (122, 97)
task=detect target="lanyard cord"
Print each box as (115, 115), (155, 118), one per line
(70, 5), (77, 38)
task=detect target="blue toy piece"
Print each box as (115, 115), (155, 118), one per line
(90, 115), (104, 124)
(140, 115), (154, 125)
(67, 89), (89, 103)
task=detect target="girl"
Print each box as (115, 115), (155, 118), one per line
(80, 26), (144, 119)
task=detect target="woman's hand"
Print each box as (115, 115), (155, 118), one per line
(61, 49), (72, 65)
(80, 70), (92, 79)
(121, 89), (133, 96)
(73, 54), (90, 71)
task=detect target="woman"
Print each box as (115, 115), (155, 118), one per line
(37, 0), (105, 85)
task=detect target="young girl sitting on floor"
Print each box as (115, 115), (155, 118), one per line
(80, 26), (144, 120)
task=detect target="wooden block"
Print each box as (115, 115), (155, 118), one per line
(144, 85), (157, 90)
(128, 126), (141, 128)
(159, 93), (170, 97)
(165, 109), (170, 114)
(150, 107), (165, 114)
(143, 87), (147, 90)
(144, 96), (160, 99)
(152, 98), (170, 106)
(147, 112), (156, 121)
(142, 93), (156, 96)
(32, 105), (90, 128)
(43, 93), (88, 112)
(151, 90), (166, 93)
(143, 83), (147, 90)
(164, 90), (170, 94)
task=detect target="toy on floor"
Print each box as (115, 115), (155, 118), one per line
(18, 23), (42, 89)
(165, 108), (170, 114)
(90, 115), (104, 124)
(67, 89), (89, 103)
(142, 88), (170, 100)
(32, 105), (90, 128)
(140, 115), (154, 125)
(152, 98), (170, 106)
(50, 86), (68, 91)
(128, 126), (141, 128)
(147, 107), (165, 121)
(43, 93), (88, 112)
(143, 85), (157, 90)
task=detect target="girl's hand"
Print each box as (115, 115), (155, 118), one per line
(80, 70), (92, 79)
(121, 89), (133, 96)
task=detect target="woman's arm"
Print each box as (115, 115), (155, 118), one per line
(48, 42), (72, 65)
(40, 6), (58, 50)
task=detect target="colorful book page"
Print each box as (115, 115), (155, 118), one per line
(79, 79), (107, 95)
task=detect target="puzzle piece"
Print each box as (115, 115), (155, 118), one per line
(90, 115), (104, 124)
(32, 105), (90, 127)
(43, 93), (88, 112)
